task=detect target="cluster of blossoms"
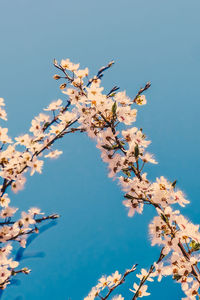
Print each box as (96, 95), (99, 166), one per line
(85, 266), (137, 300)
(52, 59), (200, 299)
(0, 58), (199, 299)
(0, 94), (78, 287)
(85, 270), (123, 300)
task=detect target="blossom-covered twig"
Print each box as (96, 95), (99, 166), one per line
(0, 58), (199, 299)
(52, 58), (200, 298)
(131, 249), (164, 299)
(84, 264), (137, 300)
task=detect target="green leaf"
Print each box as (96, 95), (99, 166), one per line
(102, 144), (113, 151)
(112, 144), (119, 149)
(108, 92), (116, 98)
(43, 122), (49, 129)
(112, 102), (117, 116)
(161, 213), (168, 223)
(190, 240), (200, 251)
(134, 144), (139, 158)
(173, 274), (182, 281)
(122, 169), (131, 177)
(171, 180), (177, 189)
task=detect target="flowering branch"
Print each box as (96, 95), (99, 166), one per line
(0, 57), (199, 300)
(85, 264), (137, 300)
(52, 58), (200, 299)
(131, 249), (165, 300)
(102, 265), (137, 300)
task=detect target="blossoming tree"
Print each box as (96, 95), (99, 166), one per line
(0, 58), (199, 299)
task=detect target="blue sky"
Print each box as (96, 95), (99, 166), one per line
(0, 0), (200, 299)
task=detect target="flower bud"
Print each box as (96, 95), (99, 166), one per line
(59, 83), (66, 89)
(53, 74), (60, 80)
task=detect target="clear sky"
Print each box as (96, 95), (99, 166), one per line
(0, 0), (200, 299)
